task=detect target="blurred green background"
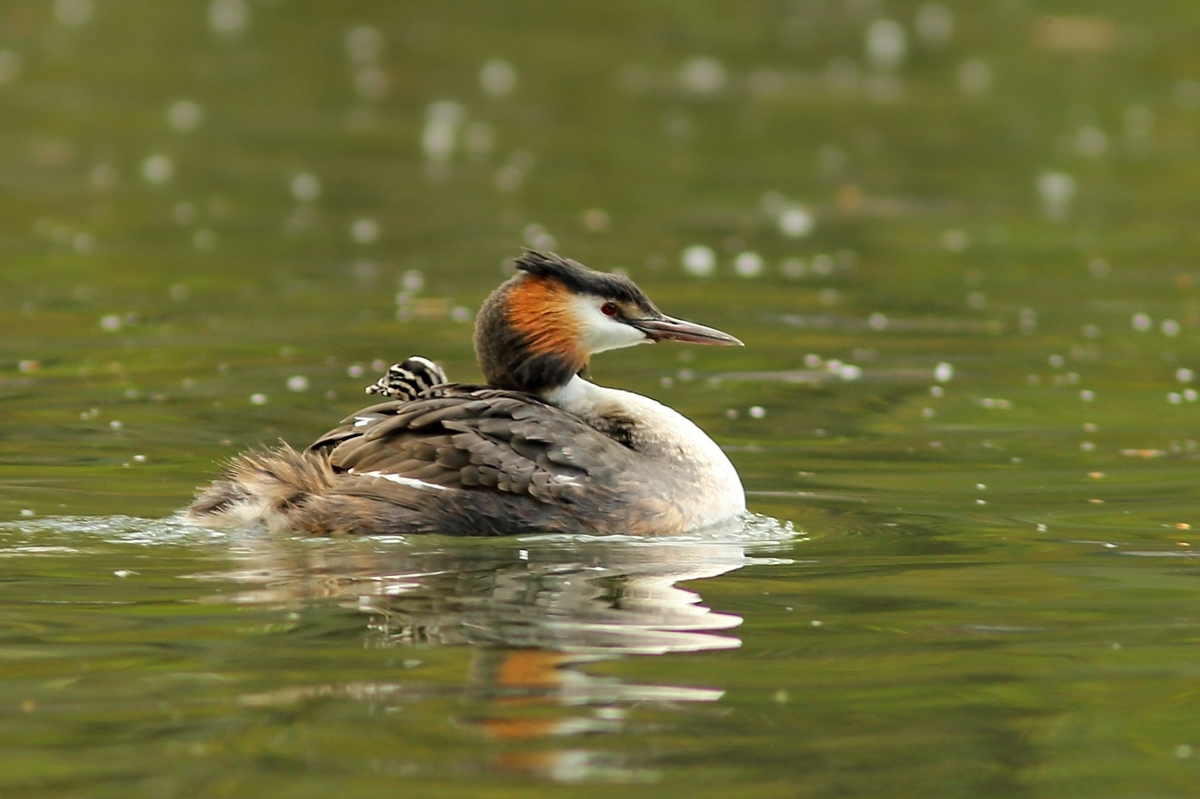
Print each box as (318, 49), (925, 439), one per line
(4, 1), (1200, 796)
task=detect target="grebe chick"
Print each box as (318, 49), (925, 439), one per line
(187, 251), (746, 536)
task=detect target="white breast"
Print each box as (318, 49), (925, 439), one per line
(545, 376), (746, 526)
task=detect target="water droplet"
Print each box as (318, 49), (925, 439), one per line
(1037, 172), (1076, 221)
(840, 364), (863, 381)
(749, 406), (766, 419)
(681, 245), (716, 277)
(480, 58), (517, 97)
(1168, 392), (1183, 405)
(55, 0), (93, 26)
(915, 3), (953, 47)
(346, 26), (384, 65)
(167, 100), (203, 132)
(581, 208), (610, 232)
(943, 230), (969, 252)
(350, 218), (379, 245)
(780, 257), (805, 279)
(1076, 126), (1108, 158)
(679, 57), (727, 95)
(249, 393), (268, 406)
(934, 362), (954, 382)
(193, 229), (216, 252)
(778, 206), (814, 238)
(290, 173), (320, 203)
(99, 314), (122, 332)
(734, 251), (763, 278)
(286, 375), (308, 392)
(957, 59), (991, 95)
(1162, 319), (1181, 337)
(140, 155), (174, 185)
(1131, 312), (1152, 332)
(354, 66), (389, 101)
(522, 223), (556, 251)
(866, 19), (907, 72)
(1081, 390), (1095, 402)
(208, 0), (248, 36)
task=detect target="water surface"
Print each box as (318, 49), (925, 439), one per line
(3, 2), (1200, 796)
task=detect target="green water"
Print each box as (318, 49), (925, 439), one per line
(4, 1), (1200, 795)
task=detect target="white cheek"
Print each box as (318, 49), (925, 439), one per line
(569, 295), (649, 354)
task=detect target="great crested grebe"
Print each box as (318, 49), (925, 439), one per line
(187, 252), (746, 536)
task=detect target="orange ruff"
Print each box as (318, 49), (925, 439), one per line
(506, 276), (587, 368)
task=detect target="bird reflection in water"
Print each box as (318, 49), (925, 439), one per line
(198, 524), (790, 782)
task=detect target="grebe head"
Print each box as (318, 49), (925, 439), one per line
(474, 251), (742, 394)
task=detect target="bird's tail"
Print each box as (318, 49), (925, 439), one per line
(185, 444), (334, 531)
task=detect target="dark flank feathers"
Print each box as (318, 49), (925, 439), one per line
(188, 385), (692, 536)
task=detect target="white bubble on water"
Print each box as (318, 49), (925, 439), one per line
(1177, 368), (1194, 383)
(1076, 126), (1108, 158)
(193, 229), (216, 252)
(1187, 389), (1199, 403)
(839, 364), (862, 381)
(934, 362), (954, 382)
(354, 67), (389, 101)
(99, 314), (122, 332)
(866, 19), (906, 72)
(1131, 312), (1152, 332)
(1037, 172), (1076, 220)
(464, 122), (493, 158)
(780, 258), (805, 279)
(1162, 319), (1181, 337)
(957, 59), (991, 95)
(401, 270), (425, 294)
(779, 206), (815, 238)
(748, 406), (766, 419)
(1168, 392), (1183, 405)
(868, 313), (888, 331)
(55, 0), (93, 26)
(450, 306), (471, 323)
(350, 218), (379, 245)
(522, 223), (556, 251)
(943, 230), (969, 252)
(681, 245), (716, 277)
(679, 57), (727, 95)
(734, 251), (763, 278)
(915, 3), (953, 47)
(249, 393), (268, 406)
(209, 0), (248, 35)
(480, 59), (517, 97)
(1174, 80), (1200, 109)
(422, 101), (464, 162)
(140, 154), (174, 185)
(167, 100), (204, 132)
(346, 26), (384, 65)
(804, 354), (822, 369)
(1081, 390), (1095, 402)
(286, 375), (308, 392)
(290, 173), (321, 202)
(0, 50), (22, 85)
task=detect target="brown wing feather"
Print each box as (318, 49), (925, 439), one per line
(307, 384), (636, 508)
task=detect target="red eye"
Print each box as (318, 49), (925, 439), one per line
(600, 302), (618, 317)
